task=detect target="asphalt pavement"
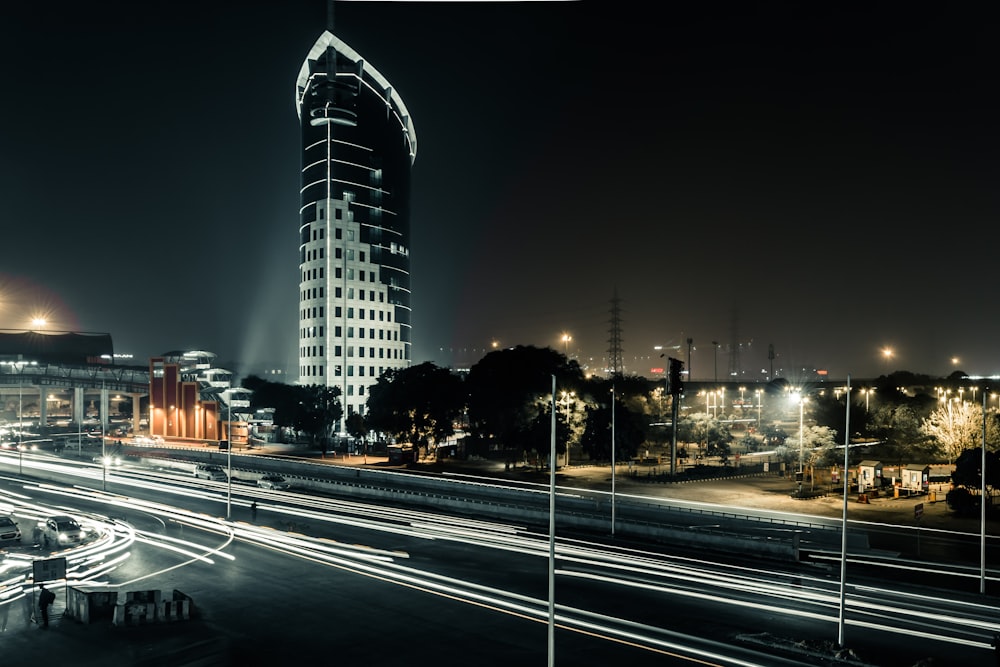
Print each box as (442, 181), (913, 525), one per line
(0, 454), (989, 666)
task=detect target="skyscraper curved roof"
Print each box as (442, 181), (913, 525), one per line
(295, 31), (417, 163)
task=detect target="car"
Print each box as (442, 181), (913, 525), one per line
(257, 474), (290, 490)
(0, 516), (21, 545)
(41, 515), (85, 547)
(194, 464), (228, 481)
(93, 454), (123, 466)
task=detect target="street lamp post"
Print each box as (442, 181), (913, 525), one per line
(101, 380), (107, 491)
(561, 333), (572, 359)
(838, 376), (852, 646)
(559, 390), (575, 467)
(226, 390), (233, 519)
(611, 385), (616, 536)
(791, 392), (806, 493)
(862, 388), (873, 412)
(17, 370), (23, 475)
(755, 389), (762, 428)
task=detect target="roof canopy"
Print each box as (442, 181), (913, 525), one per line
(0, 331), (113, 366)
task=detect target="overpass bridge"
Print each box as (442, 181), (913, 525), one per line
(0, 361), (149, 435)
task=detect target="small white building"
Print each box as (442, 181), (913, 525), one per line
(902, 464), (930, 493)
(858, 460), (883, 492)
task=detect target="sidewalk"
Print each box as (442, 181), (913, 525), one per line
(414, 459), (968, 531)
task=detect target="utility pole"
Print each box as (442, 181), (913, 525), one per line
(686, 338), (693, 383)
(668, 358), (684, 476)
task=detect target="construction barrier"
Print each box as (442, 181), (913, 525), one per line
(158, 598), (191, 622)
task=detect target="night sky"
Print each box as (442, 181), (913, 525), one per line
(1, 2), (997, 382)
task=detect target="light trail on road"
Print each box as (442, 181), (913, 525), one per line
(1, 453), (998, 664)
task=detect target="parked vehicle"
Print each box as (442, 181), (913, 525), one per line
(257, 474), (290, 490)
(194, 464), (228, 482)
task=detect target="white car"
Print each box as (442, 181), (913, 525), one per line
(41, 515), (85, 547)
(0, 516), (21, 545)
(257, 474), (290, 490)
(194, 464), (228, 481)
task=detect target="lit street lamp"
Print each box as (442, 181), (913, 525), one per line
(561, 333), (572, 359)
(861, 388), (873, 412)
(791, 391), (807, 492)
(559, 390), (575, 467)
(17, 370), (23, 475)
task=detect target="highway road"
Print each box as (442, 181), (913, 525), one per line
(0, 448), (997, 666)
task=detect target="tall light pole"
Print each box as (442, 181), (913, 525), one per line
(559, 390), (575, 467)
(686, 338), (693, 382)
(610, 384), (616, 536)
(792, 391), (805, 493)
(755, 389), (762, 428)
(226, 389), (233, 519)
(862, 388), (873, 412)
(561, 333), (572, 359)
(101, 379), (107, 491)
(547, 375), (556, 667)
(838, 376), (852, 647)
(799, 396), (804, 472)
(17, 369), (23, 475)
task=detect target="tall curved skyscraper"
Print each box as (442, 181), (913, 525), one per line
(296, 30), (416, 427)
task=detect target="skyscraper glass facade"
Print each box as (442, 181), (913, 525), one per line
(296, 31), (416, 424)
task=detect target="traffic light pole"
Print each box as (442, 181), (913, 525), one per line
(668, 357), (684, 477)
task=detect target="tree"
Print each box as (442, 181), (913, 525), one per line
(677, 412), (732, 458)
(346, 413), (368, 442)
(951, 447), (1000, 491)
(948, 448), (1000, 516)
(366, 362), (465, 458)
(794, 425), (839, 489)
(242, 376), (342, 448)
(294, 385), (342, 452)
(867, 403), (934, 463)
(921, 401), (999, 463)
(465, 345), (582, 459)
(579, 396), (643, 462)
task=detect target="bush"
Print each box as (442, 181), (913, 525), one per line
(946, 487), (978, 516)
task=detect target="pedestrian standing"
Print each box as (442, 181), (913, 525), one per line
(38, 583), (55, 629)
(251, 501), (258, 521)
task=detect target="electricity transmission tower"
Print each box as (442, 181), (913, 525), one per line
(607, 289), (624, 378)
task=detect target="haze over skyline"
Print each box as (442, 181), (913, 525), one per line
(1, 2), (998, 381)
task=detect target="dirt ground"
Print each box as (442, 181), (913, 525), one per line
(432, 459), (981, 532)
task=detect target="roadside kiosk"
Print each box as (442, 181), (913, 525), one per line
(858, 460), (883, 493)
(902, 463), (930, 494)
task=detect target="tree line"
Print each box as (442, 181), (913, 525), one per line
(240, 351), (998, 510)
